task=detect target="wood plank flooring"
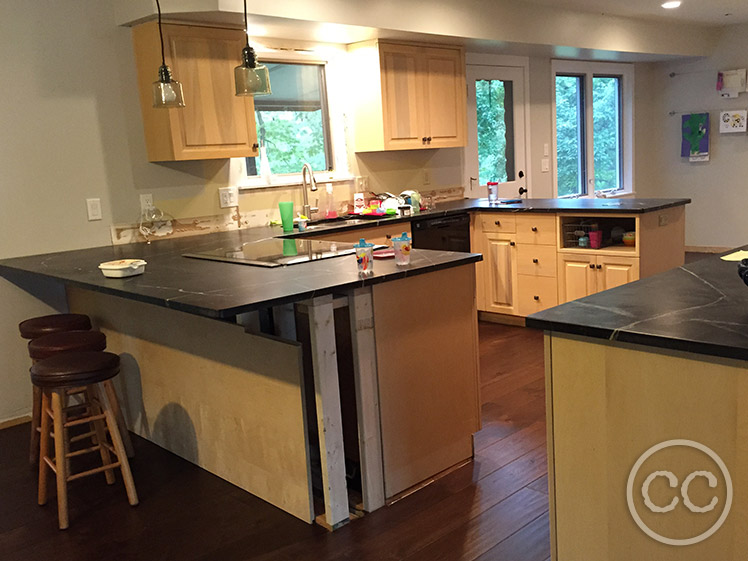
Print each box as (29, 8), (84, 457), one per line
(0, 322), (549, 561)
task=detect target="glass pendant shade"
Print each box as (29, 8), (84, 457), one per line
(152, 65), (185, 108)
(235, 46), (272, 96)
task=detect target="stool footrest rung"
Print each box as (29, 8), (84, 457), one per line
(68, 462), (120, 482)
(43, 456), (57, 474)
(70, 430), (96, 443)
(64, 413), (106, 428)
(65, 445), (104, 459)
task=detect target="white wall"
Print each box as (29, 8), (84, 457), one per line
(635, 24), (748, 248)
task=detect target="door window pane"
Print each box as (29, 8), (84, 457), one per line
(555, 75), (585, 197)
(246, 63), (332, 176)
(592, 76), (622, 191)
(475, 79), (515, 185)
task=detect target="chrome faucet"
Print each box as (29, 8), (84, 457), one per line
(301, 163), (318, 219)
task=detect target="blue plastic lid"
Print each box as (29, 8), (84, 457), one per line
(392, 232), (411, 242)
(354, 238), (374, 248)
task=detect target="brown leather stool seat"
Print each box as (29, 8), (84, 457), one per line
(19, 314), (92, 340)
(28, 330), (106, 361)
(30, 351), (120, 389)
(32, 351), (138, 529)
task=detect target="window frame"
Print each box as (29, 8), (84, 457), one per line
(551, 60), (634, 199)
(238, 47), (352, 190)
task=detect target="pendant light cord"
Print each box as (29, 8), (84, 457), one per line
(156, 0), (166, 67)
(243, 0), (249, 49)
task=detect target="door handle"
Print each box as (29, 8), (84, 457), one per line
(518, 186), (528, 196)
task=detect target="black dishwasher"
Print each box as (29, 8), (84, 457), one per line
(411, 213), (471, 252)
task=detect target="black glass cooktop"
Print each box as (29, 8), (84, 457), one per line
(183, 239), (357, 268)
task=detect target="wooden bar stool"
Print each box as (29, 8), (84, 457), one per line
(19, 314), (93, 465)
(32, 351), (138, 530)
(28, 330), (135, 460)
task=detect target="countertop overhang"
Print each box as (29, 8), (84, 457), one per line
(526, 249), (748, 362)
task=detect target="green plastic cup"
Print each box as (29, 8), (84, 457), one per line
(279, 201), (294, 232)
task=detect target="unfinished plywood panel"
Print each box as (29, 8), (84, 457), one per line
(66, 287), (313, 523)
(548, 333), (748, 561)
(373, 264), (480, 497)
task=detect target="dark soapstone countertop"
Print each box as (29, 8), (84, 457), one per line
(0, 227), (480, 320)
(526, 250), (748, 361)
(286, 197), (691, 239)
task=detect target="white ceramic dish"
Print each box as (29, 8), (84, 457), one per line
(98, 259), (147, 278)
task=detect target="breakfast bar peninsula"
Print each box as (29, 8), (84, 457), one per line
(0, 228), (482, 530)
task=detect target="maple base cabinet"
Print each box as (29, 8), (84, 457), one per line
(348, 40), (467, 152)
(132, 22), (259, 162)
(474, 205), (686, 318)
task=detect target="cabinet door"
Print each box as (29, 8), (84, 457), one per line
(379, 44), (424, 150)
(597, 256), (639, 292)
(167, 25), (258, 159)
(132, 23), (259, 161)
(421, 47), (466, 148)
(481, 233), (517, 314)
(558, 254), (596, 304)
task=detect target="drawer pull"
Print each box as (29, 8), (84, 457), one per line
(531, 227), (538, 232)
(596, 264), (602, 269)
(533, 295), (540, 301)
(509, 241), (515, 246)
(532, 258), (539, 264)
(494, 220), (501, 226)
(589, 264), (595, 269)
(422, 137), (427, 142)
(427, 136), (432, 142)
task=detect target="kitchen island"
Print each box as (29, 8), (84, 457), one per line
(0, 228), (482, 530)
(527, 250), (748, 560)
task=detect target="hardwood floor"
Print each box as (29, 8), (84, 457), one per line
(0, 322), (549, 561)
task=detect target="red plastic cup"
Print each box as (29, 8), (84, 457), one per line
(589, 230), (602, 249)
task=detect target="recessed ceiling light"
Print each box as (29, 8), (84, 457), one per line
(661, 1), (682, 9)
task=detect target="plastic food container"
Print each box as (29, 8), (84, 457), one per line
(392, 232), (412, 266)
(98, 259), (147, 278)
(622, 232), (636, 246)
(354, 238), (374, 276)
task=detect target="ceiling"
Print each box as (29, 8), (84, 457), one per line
(525, 0), (748, 25)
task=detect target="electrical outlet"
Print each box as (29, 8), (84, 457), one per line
(423, 169), (431, 186)
(658, 213), (669, 227)
(86, 198), (102, 221)
(140, 194), (154, 212)
(356, 176), (369, 193)
(219, 186), (239, 208)
(541, 158), (550, 172)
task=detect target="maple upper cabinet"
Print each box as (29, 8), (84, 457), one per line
(132, 22), (259, 162)
(348, 41), (467, 152)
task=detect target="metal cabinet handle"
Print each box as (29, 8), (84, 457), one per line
(532, 258), (539, 264)
(596, 264), (602, 269)
(589, 264), (595, 269)
(531, 227), (538, 232)
(422, 137), (427, 142)
(534, 295), (540, 301)
(494, 220), (501, 226)
(252, 143), (259, 150)
(427, 136), (432, 142)
(509, 241), (515, 246)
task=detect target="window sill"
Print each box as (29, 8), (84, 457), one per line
(238, 173), (356, 192)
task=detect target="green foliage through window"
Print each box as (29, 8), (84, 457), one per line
(246, 63), (331, 177)
(475, 80), (514, 185)
(555, 74), (622, 196)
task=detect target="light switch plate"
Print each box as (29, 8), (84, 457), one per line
(541, 158), (550, 172)
(219, 186), (239, 208)
(86, 198), (102, 221)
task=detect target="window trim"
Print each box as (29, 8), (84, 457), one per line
(236, 46), (351, 190)
(551, 60), (634, 199)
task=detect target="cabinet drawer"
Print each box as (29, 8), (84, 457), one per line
(517, 245), (557, 278)
(516, 215), (556, 245)
(517, 275), (558, 317)
(478, 214), (516, 234)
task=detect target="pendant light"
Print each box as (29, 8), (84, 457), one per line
(234, 0), (272, 96)
(152, 0), (185, 108)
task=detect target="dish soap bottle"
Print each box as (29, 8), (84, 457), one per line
(324, 183), (338, 219)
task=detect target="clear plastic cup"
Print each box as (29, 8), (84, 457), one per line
(354, 238), (374, 275)
(487, 182), (499, 204)
(392, 232), (412, 266)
